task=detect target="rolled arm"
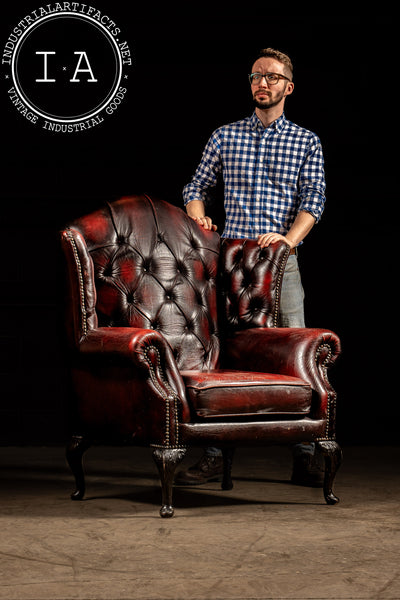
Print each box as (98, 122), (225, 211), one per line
(225, 327), (340, 378)
(224, 327), (341, 436)
(78, 327), (191, 443)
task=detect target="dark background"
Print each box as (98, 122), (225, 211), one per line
(0, 4), (396, 445)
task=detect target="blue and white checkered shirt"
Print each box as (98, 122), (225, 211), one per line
(183, 112), (326, 239)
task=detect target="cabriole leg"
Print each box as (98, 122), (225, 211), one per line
(152, 447), (186, 518)
(66, 435), (90, 501)
(316, 440), (343, 505)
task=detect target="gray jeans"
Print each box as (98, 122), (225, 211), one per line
(278, 254), (305, 327)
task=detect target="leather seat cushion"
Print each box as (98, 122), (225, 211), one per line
(181, 370), (312, 419)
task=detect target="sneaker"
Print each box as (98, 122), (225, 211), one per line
(291, 452), (325, 487)
(174, 454), (224, 486)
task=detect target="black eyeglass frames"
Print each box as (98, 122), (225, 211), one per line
(248, 72), (291, 85)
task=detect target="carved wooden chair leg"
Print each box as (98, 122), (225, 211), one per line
(66, 435), (90, 501)
(152, 447), (187, 518)
(222, 447), (235, 490)
(317, 440), (343, 505)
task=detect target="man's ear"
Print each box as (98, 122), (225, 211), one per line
(284, 81), (294, 97)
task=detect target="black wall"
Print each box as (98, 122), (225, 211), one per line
(0, 4), (396, 444)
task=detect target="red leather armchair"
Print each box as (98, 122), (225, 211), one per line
(61, 194), (342, 517)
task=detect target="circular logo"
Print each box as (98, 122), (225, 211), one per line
(2, 5), (132, 132)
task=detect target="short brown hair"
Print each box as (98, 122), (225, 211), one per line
(254, 48), (293, 80)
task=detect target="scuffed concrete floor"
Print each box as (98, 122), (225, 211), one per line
(0, 445), (399, 600)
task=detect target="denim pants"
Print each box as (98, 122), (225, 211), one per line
(278, 253), (305, 328)
(206, 253), (314, 458)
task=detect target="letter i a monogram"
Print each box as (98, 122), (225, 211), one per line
(35, 51), (98, 82)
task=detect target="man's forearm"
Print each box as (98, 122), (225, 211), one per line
(186, 200), (206, 219)
(285, 210), (316, 247)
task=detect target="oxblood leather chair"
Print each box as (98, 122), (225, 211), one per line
(61, 194), (342, 517)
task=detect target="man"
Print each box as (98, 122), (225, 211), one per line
(177, 48), (326, 486)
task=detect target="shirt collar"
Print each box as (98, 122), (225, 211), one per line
(250, 111), (287, 133)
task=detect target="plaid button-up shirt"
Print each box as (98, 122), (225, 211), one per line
(183, 112), (326, 239)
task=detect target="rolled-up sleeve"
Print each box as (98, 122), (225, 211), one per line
(297, 136), (326, 223)
(183, 133), (222, 206)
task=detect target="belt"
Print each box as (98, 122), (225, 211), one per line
(289, 248), (297, 255)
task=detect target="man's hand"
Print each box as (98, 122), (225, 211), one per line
(186, 201), (217, 231)
(257, 211), (316, 249)
(190, 215), (217, 231)
(257, 232), (294, 249)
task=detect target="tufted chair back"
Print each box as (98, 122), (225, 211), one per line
(219, 238), (289, 332)
(65, 195), (220, 371)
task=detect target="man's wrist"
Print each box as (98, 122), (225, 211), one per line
(285, 236), (297, 249)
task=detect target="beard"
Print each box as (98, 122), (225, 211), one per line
(253, 96), (283, 110)
(253, 89), (286, 110)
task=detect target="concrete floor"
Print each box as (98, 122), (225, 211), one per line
(0, 445), (399, 600)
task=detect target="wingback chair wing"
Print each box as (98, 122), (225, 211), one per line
(61, 194), (342, 517)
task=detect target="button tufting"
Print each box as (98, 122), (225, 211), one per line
(103, 264), (113, 277)
(176, 261), (186, 275)
(142, 258), (152, 273)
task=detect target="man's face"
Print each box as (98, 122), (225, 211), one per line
(250, 57), (294, 110)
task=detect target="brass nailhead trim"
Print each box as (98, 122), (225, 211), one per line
(143, 345), (181, 448)
(273, 244), (291, 327)
(315, 343), (336, 440)
(66, 229), (88, 336)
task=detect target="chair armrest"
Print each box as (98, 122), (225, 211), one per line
(80, 326), (172, 364)
(78, 327), (191, 441)
(224, 327), (341, 433)
(225, 327), (340, 378)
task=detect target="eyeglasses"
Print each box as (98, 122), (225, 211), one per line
(248, 72), (291, 85)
